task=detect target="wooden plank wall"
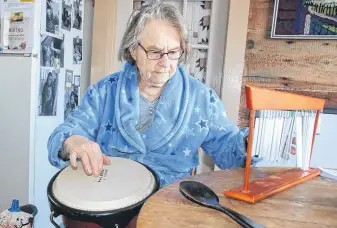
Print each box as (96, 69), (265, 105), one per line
(238, 0), (337, 128)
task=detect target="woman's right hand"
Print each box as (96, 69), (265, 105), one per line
(62, 135), (111, 176)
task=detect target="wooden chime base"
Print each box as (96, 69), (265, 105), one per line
(224, 168), (321, 204)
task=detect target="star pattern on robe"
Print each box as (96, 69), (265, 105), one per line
(161, 99), (175, 111)
(104, 122), (113, 132)
(209, 89), (213, 96)
(108, 76), (118, 84)
(209, 110), (217, 124)
(183, 148), (191, 156)
(127, 72), (135, 80)
(194, 107), (200, 113)
(60, 131), (72, 142)
(100, 141), (105, 147)
(209, 137), (216, 143)
(158, 99), (165, 106)
(88, 87), (97, 101)
(185, 127), (195, 138)
(128, 97), (134, 103)
(88, 128), (99, 136)
(219, 126), (226, 131)
(99, 87), (106, 98)
(210, 96), (216, 104)
(196, 117), (208, 131)
(160, 116), (166, 122)
(69, 119), (77, 126)
(87, 107), (94, 117)
(79, 112), (90, 120)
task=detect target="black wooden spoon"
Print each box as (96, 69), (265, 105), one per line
(179, 181), (264, 228)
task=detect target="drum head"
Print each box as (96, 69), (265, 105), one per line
(52, 157), (156, 212)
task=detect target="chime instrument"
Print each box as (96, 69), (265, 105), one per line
(224, 85), (325, 204)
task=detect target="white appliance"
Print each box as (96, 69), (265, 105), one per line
(0, 0), (93, 227)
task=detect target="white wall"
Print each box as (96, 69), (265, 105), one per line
(81, 0), (94, 98)
(311, 114), (337, 169)
(221, 0), (251, 123)
(256, 113), (337, 169)
(113, 0), (133, 72)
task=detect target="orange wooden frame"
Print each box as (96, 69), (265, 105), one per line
(224, 85), (325, 204)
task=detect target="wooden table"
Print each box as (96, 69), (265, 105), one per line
(137, 167), (337, 228)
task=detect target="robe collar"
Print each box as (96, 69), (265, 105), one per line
(114, 62), (189, 153)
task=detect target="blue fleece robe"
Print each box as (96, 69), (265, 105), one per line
(48, 62), (249, 187)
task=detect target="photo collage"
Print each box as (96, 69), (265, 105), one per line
(38, 0), (83, 119)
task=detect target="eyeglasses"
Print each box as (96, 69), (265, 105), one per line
(138, 42), (184, 60)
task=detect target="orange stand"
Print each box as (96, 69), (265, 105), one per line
(224, 86), (325, 204)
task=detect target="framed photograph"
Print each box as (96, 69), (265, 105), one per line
(65, 69), (73, 88)
(271, 0), (337, 39)
(74, 75), (80, 86)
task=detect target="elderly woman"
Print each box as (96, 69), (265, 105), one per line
(48, 3), (251, 188)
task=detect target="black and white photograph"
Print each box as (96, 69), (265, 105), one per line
(65, 69), (73, 88)
(74, 75), (80, 87)
(40, 35), (65, 68)
(73, 37), (82, 64)
(72, 0), (83, 30)
(64, 74), (80, 119)
(41, 0), (62, 38)
(61, 0), (72, 31)
(38, 67), (59, 116)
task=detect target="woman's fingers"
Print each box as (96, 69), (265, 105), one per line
(95, 144), (104, 174)
(87, 145), (101, 177)
(97, 154), (103, 174)
(69, 152), (78, 169)
(65, 135), (109, 176)
(79, 152), (92, 175)
(103, 155), (111, 165)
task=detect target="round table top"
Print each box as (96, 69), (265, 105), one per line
(137, 167), (337, 228)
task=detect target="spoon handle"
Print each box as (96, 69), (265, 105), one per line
(213, 204), (264, 228)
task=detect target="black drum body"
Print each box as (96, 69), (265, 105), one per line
(47, 163), (159, 228)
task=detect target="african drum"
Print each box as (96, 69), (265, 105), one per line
(47, 157), (159, 228)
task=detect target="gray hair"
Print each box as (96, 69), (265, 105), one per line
(118, 2), (191, 65)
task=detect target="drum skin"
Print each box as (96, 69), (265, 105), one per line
(47, 162), (159, 228)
